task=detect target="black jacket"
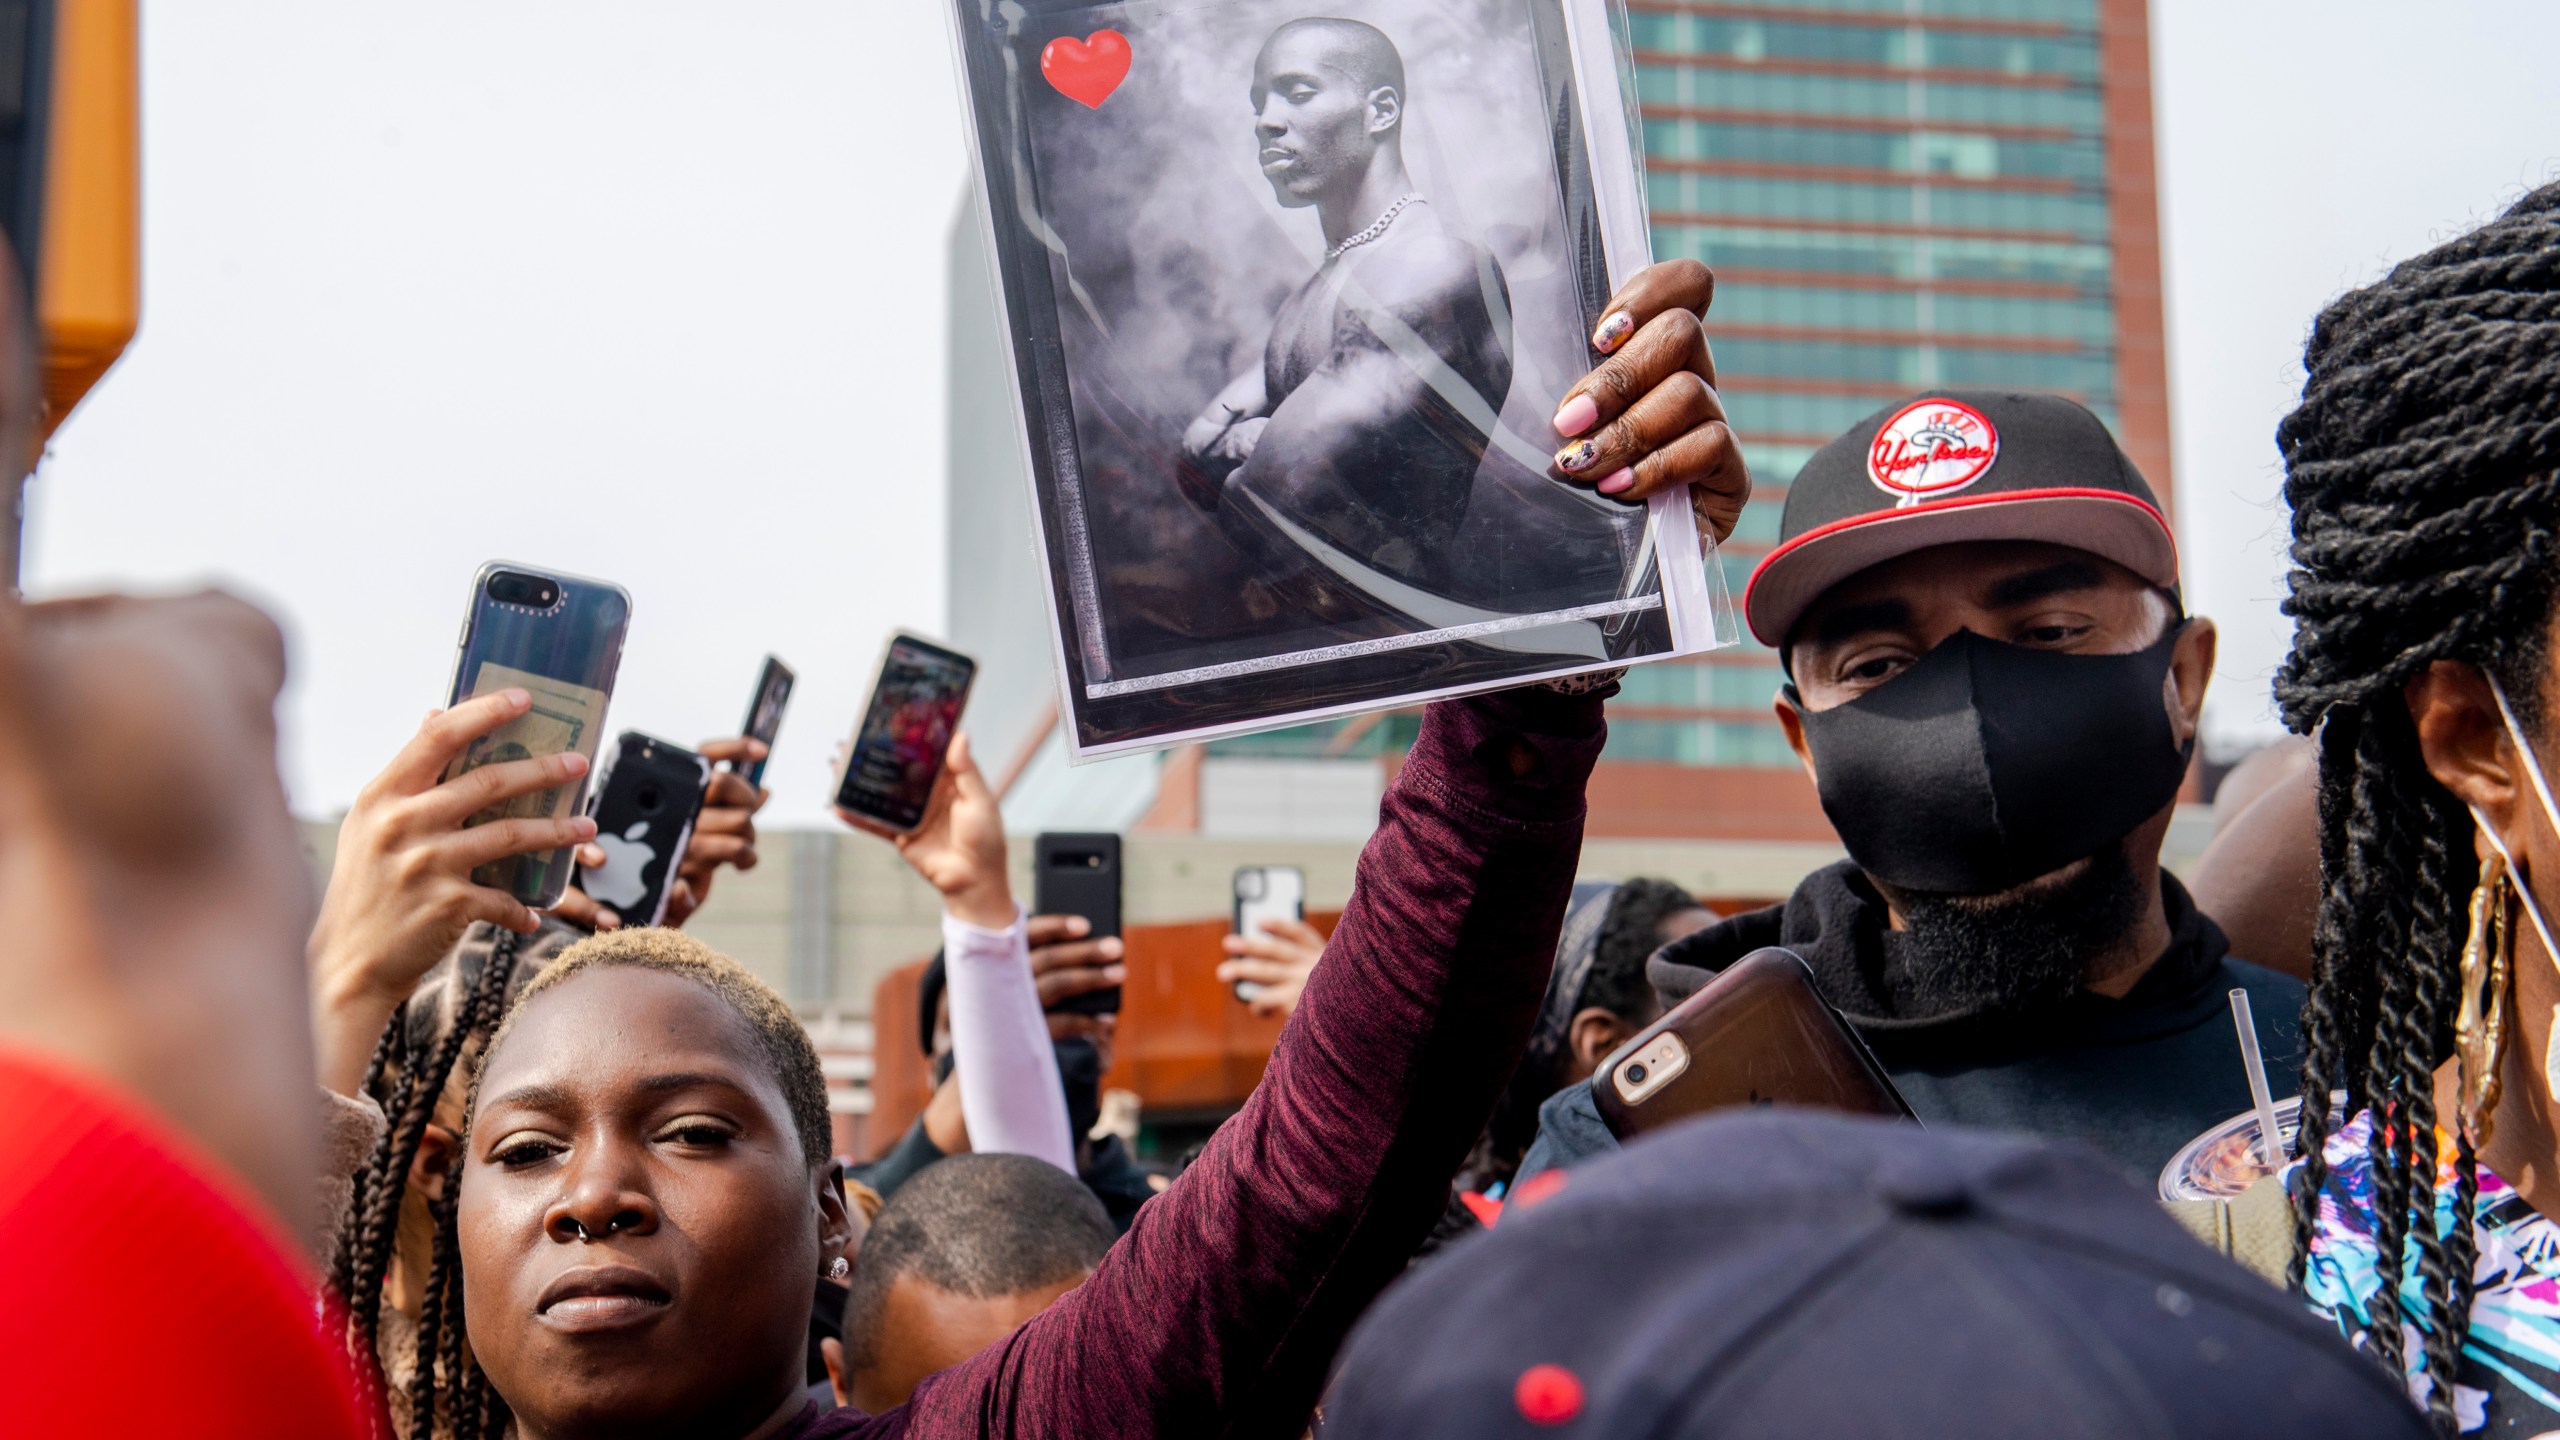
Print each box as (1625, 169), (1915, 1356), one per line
(1515, 862), (2304, 1187)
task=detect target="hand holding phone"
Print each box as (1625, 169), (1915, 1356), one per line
(441, 563), (631, 908)
(1592, 948), (1914, 1142)
(866, 730), (1013, 930)
(1035, 834), (1123, 1016)
(573, 732), (712, 929)
(310, 691), (601, 1089)
(1223, 865), (1313, 1012)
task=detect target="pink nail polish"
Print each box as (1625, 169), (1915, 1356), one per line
(1596, 467), (1636, 496)
(1552, 392), (1598, 438)
(1556, 439), (1600, 473)
(1592, 310), (1635, 353)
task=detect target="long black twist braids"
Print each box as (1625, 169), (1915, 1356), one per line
(2274, 180), (2560, 1434)
(328, 928), (526, 1440)
(404, 936), (521, 1439)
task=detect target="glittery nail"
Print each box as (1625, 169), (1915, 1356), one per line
(1556, 439), (1600, 473)
(1592, 310), (1635, 352)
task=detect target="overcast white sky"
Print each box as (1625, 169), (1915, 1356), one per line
(21, 2), (2560, 818)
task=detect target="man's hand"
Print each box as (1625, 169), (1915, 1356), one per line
(0, 591), (327, 1240)
(1546, 259), (1750, 546)
(668, 736), (770, 926)
(1028, 913), (1126, 1009)
(308, 694), (599, 1094)
(1217, 916), (1327, 1020)
(849, 732), (1013, 929)
(1029, 912), (1124, 1065)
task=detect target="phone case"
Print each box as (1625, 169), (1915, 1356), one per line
(834, 633), (976, 836)
(1591, 948), (1915, 1142)
(575, 732), (711, 928)
(736, 655), (795, 789)
(1231, 865), (1306, 1003)
(444, 562), (633, 908)
(1035, 832), (1122, 1016)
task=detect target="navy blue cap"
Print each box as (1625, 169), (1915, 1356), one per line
(1325, 1110), (2424, 1439)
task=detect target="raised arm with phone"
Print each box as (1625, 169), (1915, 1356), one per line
(846, 726), (1077, 1175)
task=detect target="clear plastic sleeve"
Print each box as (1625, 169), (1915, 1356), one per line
(946, 0), (1737, 759)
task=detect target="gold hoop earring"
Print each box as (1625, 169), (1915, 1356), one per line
(2458, 850), (2515, 1145)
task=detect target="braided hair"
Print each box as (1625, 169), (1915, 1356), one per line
(2274, 180), (2560, 1434)
(329, 922), (577, 1440)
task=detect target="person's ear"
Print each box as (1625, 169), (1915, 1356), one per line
(816, 1164), (854, 1263)
(821, 1336), (851, 1411)
(1567, 1006), (1637, 1077)
(1774, 689), (1818, 785)
(410, 1123), (458, 1203)
(2165, 617), (2217, 747)
(1367, 84), (1401, 137)
(2407, 660), (2530, 851)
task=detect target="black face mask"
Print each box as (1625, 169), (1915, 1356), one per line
(1788, 626), (2191, 895)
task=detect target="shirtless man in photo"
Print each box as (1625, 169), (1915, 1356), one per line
(1179, 17), (1512, 597)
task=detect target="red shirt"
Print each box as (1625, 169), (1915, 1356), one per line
(0, 1049), (366, 1440)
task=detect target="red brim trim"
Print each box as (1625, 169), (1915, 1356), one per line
(1743, 487), (2181, 647)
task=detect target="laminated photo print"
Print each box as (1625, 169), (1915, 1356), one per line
(948, 0), (1736, 757)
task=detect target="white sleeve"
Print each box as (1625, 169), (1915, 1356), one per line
(941, 907), (1078, 1174)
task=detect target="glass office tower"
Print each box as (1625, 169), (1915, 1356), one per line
(1586, 0), (2173, 840)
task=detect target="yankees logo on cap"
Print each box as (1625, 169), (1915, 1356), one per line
(1866, 398), (1999, 504)
(1744, 390), (2181, 648)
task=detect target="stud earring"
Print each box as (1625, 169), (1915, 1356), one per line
(828, 1256), (850, 1280)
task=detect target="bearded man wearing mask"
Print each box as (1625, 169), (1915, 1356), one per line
(1518, 390), (2300, 1187)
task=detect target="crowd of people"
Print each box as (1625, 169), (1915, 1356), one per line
(5, 177), (2559, 1438)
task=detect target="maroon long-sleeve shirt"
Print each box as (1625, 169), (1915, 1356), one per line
(795, 686), (1606, 1439)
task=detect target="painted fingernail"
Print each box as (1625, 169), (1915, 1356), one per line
(1596, 467), (1636, 496)
(1592, 310), (1635, 352)
(1556, 439), (1600, 473)
(1552, 392), (1598, 438)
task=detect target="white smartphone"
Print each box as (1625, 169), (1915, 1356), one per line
(1230, 865), (1307, 1003)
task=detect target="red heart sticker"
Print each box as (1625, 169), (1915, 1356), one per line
(1042, 30), (1131, 110)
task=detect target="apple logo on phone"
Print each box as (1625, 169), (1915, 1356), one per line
(584, 821), (657, 911)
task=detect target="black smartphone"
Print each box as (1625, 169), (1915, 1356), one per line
(1035, 833), (1123, 1016)
(1230, 865), (1305, 1003)
(444, 562), (633, 908)
(1592, 948), (1915, 1142)
(734, 655), (794, 789)
(573, 732), (711, 928)
(833, 634), (976, 836)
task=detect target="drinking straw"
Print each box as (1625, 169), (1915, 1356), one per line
(2229, 988), (2285, 1169)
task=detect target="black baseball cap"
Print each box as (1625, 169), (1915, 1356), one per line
(1744, 390), (2180, 648)
(1324, 1110), (2424, 1440)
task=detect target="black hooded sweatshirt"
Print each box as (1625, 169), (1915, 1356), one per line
(1514, 862), (2304, 1188)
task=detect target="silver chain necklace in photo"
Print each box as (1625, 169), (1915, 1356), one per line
(1326, 194), (1424, 260)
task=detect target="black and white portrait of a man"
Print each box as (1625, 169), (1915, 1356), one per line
(961, 0), (1686, 751)
(1176, 17), (1512, 595)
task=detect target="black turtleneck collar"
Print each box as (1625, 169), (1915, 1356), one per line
(1644, 860), (2235, 1068)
